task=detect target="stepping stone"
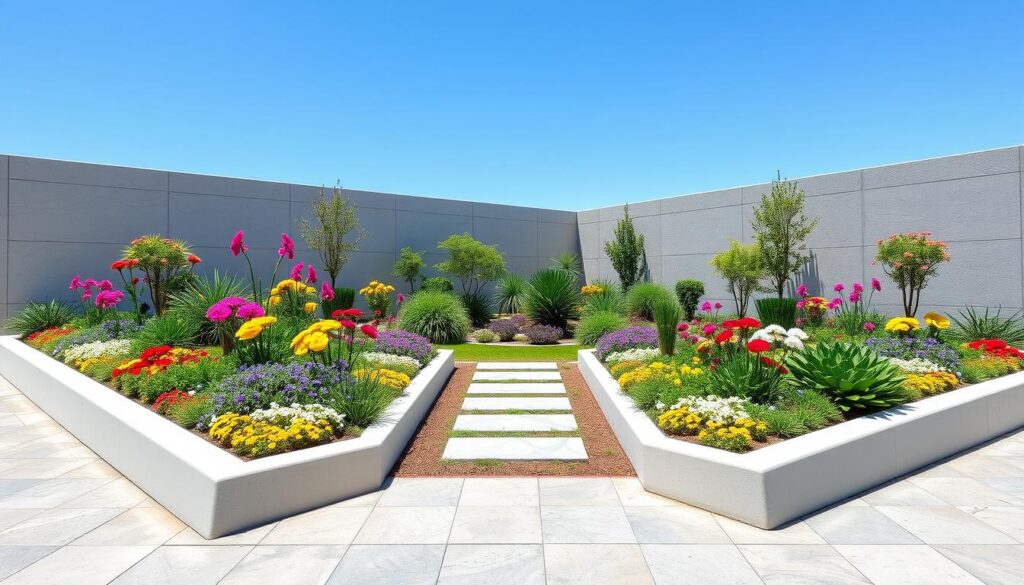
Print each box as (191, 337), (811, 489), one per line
(467, 383), (566, 395)
(476, 362), (559, 370)
(462, 397), (571, 411)
(453, 414), (579, 432)
(472, 371), (563, 382)
(443, 437), (588, 460)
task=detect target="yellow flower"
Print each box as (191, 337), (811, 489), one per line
(268, 295), (282, 306)
(923, 312), (950, 330)
(235, 316), (277, 340)
(304, 302), (317, 314)
(884, 317), (920, 333)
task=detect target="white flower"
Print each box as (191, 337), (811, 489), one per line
(763, 324), (787, 336)
(250, 403), (345, 428)
(359, 352), (421, 377)
(749, 330), (773, 343)
(669, 395), (751, 424)
(61, 339), (134, 365)
(886, 357), (943, 373)
(786, 328), (809, 340)
(604, 348), (661, 365)
(783, 336), (804, 351)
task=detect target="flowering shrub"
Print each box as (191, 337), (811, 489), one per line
(359, 352), (421, 378)
(604, 347), (661, 366)
(874, 232), (951, 317)
(656, 396), (767, 452)
(865, 336), (961, 372)
(596, 326), (658, 361)
(903, 372), (958, 397)
(373, 329), (435, 365)
(353, 368), (411, 390)
(112, 346), (210, 379)
(360, 280), (395, 317)
(617, 360), (704, 392)
(487, 318), (522, 341)
(522, 324), (562, 345)
(152, 389), (194, 414)
(966, 339), (1024, 359)
(209, 412), (335, 458)
(48, 319), (143, 360)
(61, 339), (134, 368)
(249, 402), (345, 429)
(581, 284), (604, 296)
(269, 279), (318, 318)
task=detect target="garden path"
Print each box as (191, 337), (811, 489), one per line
(442, 363), (588, 461)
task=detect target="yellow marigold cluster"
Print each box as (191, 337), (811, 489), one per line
(657, 407), (704, 435)
(269, 279), (317, 307)
(75, 355), (119, 373)
(235, 316), (277, 340)
(209, 412), (334, 458)
(618, 360), (705, 391)
(359, 280), (395, 296)
(903, 372), (959, 396)
(885, 317), (920, 334)
(609, 360), (645, 377)
(923, 312), (950, 330)
(581, 284), (605, 296)
(353, 368), (411, 390)
(698, 424), (757, 453)
(291, 320), (341, 355)
(658, 408), (766, 452)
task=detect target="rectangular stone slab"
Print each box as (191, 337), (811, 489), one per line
(453, 414), (579, 432)
(475, 362), (559, 370)
(466, 383), (566, 395)
(461, 397), (572, 411)
(472, 371), (563, 381)
(443, 437), (588, 460)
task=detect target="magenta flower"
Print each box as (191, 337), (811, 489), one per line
(397, 293), (406, 304)
(97, 279), (114, 292)
(849, 291), (861, 303)
(80, 291), (92, 301)
(796, 283), (808, 297)
(833, 282), (845, 293)
(713, 302), (722, 310)
(230, 231), (248, 256)
(796, 300), (806, 309)
(306, 265), (318, 284)
(677, 322), (689, 332)
(863, 322), (877, 332)
(321, 283), (335, 301)
(94, 290), (124, 309)
(701, 301), (713, 313)
(827, 298), (843, 310)
(702, 323), (717, 336)
(289, 262), (304, 281)
(205, 301), (233, 322)
(278, 233), (295, 260)
(236, 302), (265, 319)
(871, 277), (882, 292)
(69, 275), (82, 290)
(852, 282), (864, 293)
(83, 278), (98, 288)
(222, 296), (247, 308)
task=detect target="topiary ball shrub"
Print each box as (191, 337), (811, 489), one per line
(396, 290), (471, 344)
(522, 324), (563, 345)
(575, 311), (629, 346)
(595, 326), (657, 361)
(524, 268), (582, 329)
(420, 277), (455, 293)
(472, 329), (498, 343)
(674, 279), (705, 321)
(624, 283), (677, 322)
(487, 318), (522, 342)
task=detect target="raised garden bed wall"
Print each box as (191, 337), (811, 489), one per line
(0, 335), (454, 538)
(578, 348), (1024, 529)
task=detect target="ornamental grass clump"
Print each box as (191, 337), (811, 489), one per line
(652, 298), (682, 356)
(396, 290), (471, 344)
(949, 306), (1024, 345)
(524, 268), (581, 330)
(575, 311), (629, 346)
(874, 232), (950, 317)
(623, 282), (676, 322)
(494, 272), (529, 315)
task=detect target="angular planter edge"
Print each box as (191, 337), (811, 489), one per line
(578, 348), (1024, 528)
(0, 336), (454, 538)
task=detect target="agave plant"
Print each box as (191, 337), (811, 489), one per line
(493, 272), (529, 315)
(785, 342), (909, 412)
(524, 268), (582, 330)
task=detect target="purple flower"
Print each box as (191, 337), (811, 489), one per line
(373, 329), (435, 365)
(595, 326), (657, 361)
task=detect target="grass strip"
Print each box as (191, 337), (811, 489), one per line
(438, 343), (584, 362)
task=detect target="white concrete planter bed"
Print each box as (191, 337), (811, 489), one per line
(0, 336), (454, 538)
(578, 348), (1024, 529)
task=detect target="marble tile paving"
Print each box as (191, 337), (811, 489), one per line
(0, 374), (1022, 583)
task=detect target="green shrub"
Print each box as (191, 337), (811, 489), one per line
(949, 306), (1024, 345)
(322, 287), (355, 317)
(674, 280), (705, 321)
(166, 396), (215, 429)
(709, 353), (786, 404)
(624, 283), (675, 321)
(653, 299), (681, 356)
(472, 329), (498, 343)
(710, 240), (764, 316)
(747, 388), (842, 437)
(524, 268), (581, 329)
(167, 270), (247, 346)
(604, 204), (646, 289)
(786, 342), (909, 411)
(330, 376), (400, 429)
(493, 272), (529, 315)
(136, 359), (234, 403)
(420, 277), (454, 293)
(6, 301), (76, 338)
(461, 292), (493, 328)
(132, 314), (201, 350)
(396, 291), (471, 343)
(392, 247), (426, 292)
(582, 280), (624, 316)
(755, 297), (797, 329)
(575, 311), (629, 345)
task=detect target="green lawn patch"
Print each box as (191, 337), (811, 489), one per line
(437, 343), (585, 362)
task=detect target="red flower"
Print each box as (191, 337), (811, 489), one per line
(360, 324), (378, 339)
(746, 339), (771, 353)
(187, 255), (202, 264)
(714, 330), (733, 344)
(111, 259), (128, 270)
(759, 355), (789, 374)
(331, 308), (364, 319)
(722, 317), (761, 330)
(339, 319), (356, 329)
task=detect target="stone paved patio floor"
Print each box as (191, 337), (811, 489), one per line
(0, 374), (1021, 584)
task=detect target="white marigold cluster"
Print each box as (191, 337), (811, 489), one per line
(61, 339), (134, 365)
(749, 325), (808, 351)
(887, 357), (944, 373)
(604, 347), (661, 366)
(666, 395), (750, 424)
(249, 402), (345, 428)
(360, 352), (421, 377)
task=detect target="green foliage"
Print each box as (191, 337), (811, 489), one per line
(949, 306), (1024, 345)
(299, 183), (365, 287)
(755, 297), (797, 329)
(674, 279), (705, 320)
(653, 299), (682, 356)
(123, 235), (196, 315)
(833, 309), (886, 337)
(575, 311), (629, 345)
(750, 179), (819, 298)
(709, 353), (786, 404)
(397, 291), (471, 343)
(493, 272), (529, 315)
(167, 270), (247, 346)
(135, 359), (234, 403)
(460, 292), (493, 328)
(710, 240), (765, 317)
(550, 252), (582, 277)
(624, 282), (675, 322)
(321, 287), (355, 317)
(875, 233), (951, 317)
(420, 277), (455, 293)
(471, 328), (498, 343)
(747, 388), (843, 437)
(330, 376), (401, 429)
(166, 396), (215, 429)
(435, 233), (505, 296)
(604, 204), (646, 289)
(582, 280), (624, 316)
(785, 342), (909, 411)
(132, 314), (201, 350)
(392, 247), (426, 293)
(523, 268), (582, 329)
(6, 301), (76, 338)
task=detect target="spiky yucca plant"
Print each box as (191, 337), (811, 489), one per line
(524, 269), (581, 330)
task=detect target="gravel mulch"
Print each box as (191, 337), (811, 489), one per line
(391, 362), (636, 477)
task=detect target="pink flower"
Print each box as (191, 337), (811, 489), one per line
(827, 298), (843, 310)
(321, 283), (335, 301)
(236, 302), (265, 319)
(69, 275), (82, 290)
(849, 291), (861, 303)
(94, 290), (124, 309)
(222, 297), (247, 308)
(306, 265), (317, 284)
(796, 283), (808, 297)
(97, 279), (114, 292)
(796, 300), (806, 309)
(701, 301), (713, 313)
(83, 278), (98, 288)
(230, 231), (248, 256)
(205, 301), (233, 322)
(339, 319), (356, 329)
(397, 293), (406, 304)
(833, 282), (845, 293)
(677, 322), (689, 332)
(278, 233), (295, 260)
(871, 277), (882, 292)
(289, 262), (304, 282)
(863, 322), (877, 332)
(714, 302), (722, 310)
(852, 282), (864, 293)
(702, 323), (717, 336)
(80, 291), (92, 301)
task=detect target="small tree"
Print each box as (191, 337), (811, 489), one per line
(751, 178), (819, 298)
(435, 233), (505, 296)
(710, 241), (765, 317)
(604, 204), (646, 290)
(674, 279), (705, 321)
(299, 183), (364, 288)
(874, 232), (950, 317)
(392, 247), (426, 293)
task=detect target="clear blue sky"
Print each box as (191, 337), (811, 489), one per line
(2, 1), (1020, 210)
